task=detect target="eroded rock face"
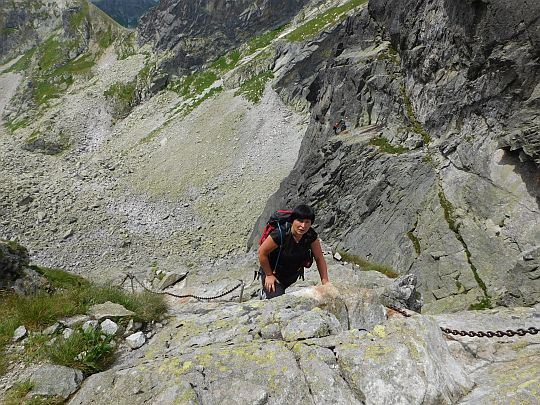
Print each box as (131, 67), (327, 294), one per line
(137, 0), (312, 74)
(251, 0), (540, 313)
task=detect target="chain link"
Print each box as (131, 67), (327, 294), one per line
(120, 273), (244, 301)
(388, 306), (539, 339)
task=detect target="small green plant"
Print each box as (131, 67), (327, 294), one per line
(0, 267), (168, 377)
(45, 328), (115, 374)
(235, 71), (274, 103)
(369, 136), (408, 154)
(377, 45), (400, 65)
(337, 250), (399, 278)
(284, 0), (368, 42)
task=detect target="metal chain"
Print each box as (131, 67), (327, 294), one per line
(388, 306), (539, 338)
(120, 273), (244, 301)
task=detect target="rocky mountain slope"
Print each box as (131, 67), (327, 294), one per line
(250, 0), (540, 313)
(90, 0), (159, 27)
(137, 0), (315, 74)
(1, 0), (539, 403)
(0, 0), (538, 311)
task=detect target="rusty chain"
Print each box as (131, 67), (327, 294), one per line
(120, 273), (244, 301)
(388, 306), (539, 338)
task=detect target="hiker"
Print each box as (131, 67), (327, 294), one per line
(339, 118), (346, 132)
(333, 120), (340, 134)
(333, 118), (346, 134)
(258, 204), (330, 299)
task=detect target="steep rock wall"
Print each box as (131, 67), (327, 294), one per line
(137, 0), (312, 74)
(251, 0), (540, 313)
(90, 0), (158, 27)
(0, 0), (67, 64)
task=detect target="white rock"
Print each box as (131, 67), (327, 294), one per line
(63, 328), (74, 340)
(100, 319), (119, 336)
(43, 323), (60, 335)
(333, 252), (342, 261)
(126, 331), (146, 349)
(13, 326), (27, 342)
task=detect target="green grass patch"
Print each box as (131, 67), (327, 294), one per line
(97, 27), (114, 48)
(337, 250), (399, 278)
(181, 86), (224, 116)
(55, 54), (95, 75)
(45, 328), (115, 374)
(6, 48), (36, 73)
(469, 296), (492, 311)
(369, 136), (408, 154)
(32, 266), (89, 290)
(38, 37), (65, 71)
(104, 80), (137, 118)
(4, 117), (30, 133)
(284, 0), (367, 42)
(4, 380), (33, 405)
(169, 70), (219, 99)
(211, 49), (241, 73)
(377, 45), (400, 65)
(245, 26), (285, 55)
(0, 267), (168, 376)
(235, 71), (273, 103)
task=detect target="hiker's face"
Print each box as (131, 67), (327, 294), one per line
(292, 218), (312, 235)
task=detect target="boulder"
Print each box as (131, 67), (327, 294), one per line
(100, 319), (119, 336)
(29, 364), (83, 399)
(13, 325), (27, 342)
(125, 331), (146, 349)
(88, 301), (135, 321)
(0, 240), (29, 289)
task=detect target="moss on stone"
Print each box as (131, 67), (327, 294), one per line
(400, 86), (431, 145)
(337, 250), (399, 278)
(406, 230), (421, 255)
(369, 136), (408, 154)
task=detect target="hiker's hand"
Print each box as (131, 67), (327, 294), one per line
(264, 274), (277, 292)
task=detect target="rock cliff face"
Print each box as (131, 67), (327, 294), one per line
(251, 0), (540, 313)
(90, 0), (159, 27)
(137, 0), (312, 74)
(0, 0), (66, 64)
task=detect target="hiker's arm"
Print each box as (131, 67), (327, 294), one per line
(258, 236), (279, 292)
(311, 239), (330, 285)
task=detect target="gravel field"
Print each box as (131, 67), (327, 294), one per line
(0, 50), (308, 282)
